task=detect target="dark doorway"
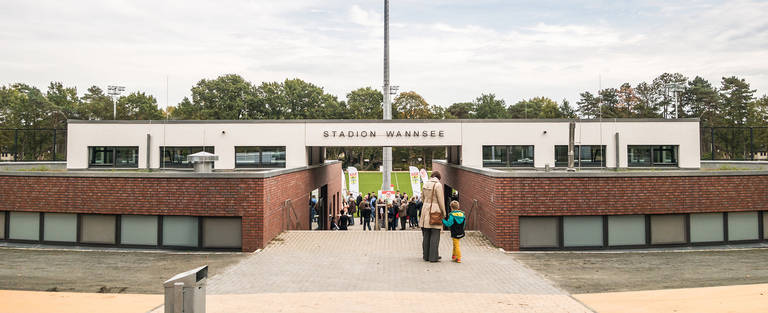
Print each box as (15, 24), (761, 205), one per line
(317, 185), (328, 230)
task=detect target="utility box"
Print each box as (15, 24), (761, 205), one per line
(164, 265), (208, 313)
(188, 151), (218, 173)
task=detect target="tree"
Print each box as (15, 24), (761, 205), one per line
(81, 86), (113, 120)
(346, 87), (383, 119)
(633, 82), (660, 118)
(393, 91), (433, 119)
(683, 76), (719, 124)
(576, 91), (600, 118)
(45, 82), (81, 127)
(117, 92), (163, 120)
(559, 99), (577, 118)
(445, 102), (474, 119)
(719, 76), (755, 126)
(474, 94), (507, 119)
(174, 74), (256, 120)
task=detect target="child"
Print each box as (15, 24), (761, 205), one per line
(443, 200), (466, 263)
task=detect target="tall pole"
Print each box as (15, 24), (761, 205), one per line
(382, 0), (392, 192)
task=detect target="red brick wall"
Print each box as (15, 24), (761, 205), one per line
(0, 162), (342, 252)
(434, 162), (768, 251)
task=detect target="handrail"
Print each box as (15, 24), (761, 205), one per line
(465, 199), (478, 230)
(283, 199), (300, 230)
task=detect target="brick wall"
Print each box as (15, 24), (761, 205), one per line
(434, 162), (768, 251)
(0, 162), (341, 252)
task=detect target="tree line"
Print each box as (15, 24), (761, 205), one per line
(1, 73), (766, 162)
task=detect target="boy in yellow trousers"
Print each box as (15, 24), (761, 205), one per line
(443, 200), (466, 263)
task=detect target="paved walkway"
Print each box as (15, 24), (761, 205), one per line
(199, 230), (591, 312)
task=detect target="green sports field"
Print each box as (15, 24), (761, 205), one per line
(344, 171), (426, 198)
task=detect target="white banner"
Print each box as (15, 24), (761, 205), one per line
(409, 166), (422, 198)
(341, 168), (347, 198)
(347, 167), (360, 197)
(419, 168), (429, 184)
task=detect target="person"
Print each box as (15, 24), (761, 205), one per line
(398, 195), (408, 230)
(347, 199), (356, 226)
(309, 195), (317, 226)
(361, 201), (372, 230)
(356, 193), (364, 224)
(387, 202), (397, 230)
(329, 214), (338, 230)
(443, 200), (466, 263)
(339, 210), (349, 230)
(419, 171), (446, 262)
(407, 197), (418, 228)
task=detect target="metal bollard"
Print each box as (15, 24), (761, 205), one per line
(164, 265), (208, 313)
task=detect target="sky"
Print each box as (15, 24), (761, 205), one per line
(1, 0), (767, 109)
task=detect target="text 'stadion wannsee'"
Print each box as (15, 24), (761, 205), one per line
(322, 129), (447, 139)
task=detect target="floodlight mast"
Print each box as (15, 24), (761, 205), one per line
(382, 0), (392, 192)
(107, 85), (125, 119)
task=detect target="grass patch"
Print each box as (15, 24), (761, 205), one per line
(345, 171), (426, 197)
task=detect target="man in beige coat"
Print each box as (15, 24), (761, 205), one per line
(419, 171), (446, 262)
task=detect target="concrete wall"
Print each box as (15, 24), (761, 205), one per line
(67, 119), (700, 170)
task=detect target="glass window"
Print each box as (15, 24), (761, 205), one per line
(627, 146), (652, 167)
(555, 145), (606, 167)
(160, 146), (215, 168)
(690, 213), (724, 243)
(608, 215), (646, 246)
(9, 212), (39, 241)
(163, 216), (199, 247)
(0, 212), (5, 239)
(728, 212), (758, 241)
(43, 213), (77, 242)
(121, 215), (158, 246)
(235, 147), (286, 168)
(482, 146), (507, 167)
(80, 214), (116, 244)
(482, 146), (533, 167)
(764, 212), (768, 240)
(88, 146), (138, 168)
(520, 217), (559, 248)
(628, 145), (678, 167)
(650, 214), (686, 244)
(203, 217), (242, 248)
(563, 216), (603, 247)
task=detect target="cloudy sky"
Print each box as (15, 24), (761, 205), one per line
(1, 0), (766, 108)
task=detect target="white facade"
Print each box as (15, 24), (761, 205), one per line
(67, 119), (701, 170)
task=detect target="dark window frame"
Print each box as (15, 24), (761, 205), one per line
(88, 146), (139, 168)
(554, 145), (607, 168)
(160, 146), (215, 168)
(482, 145), (535, 168)
(235, 146), (287, 169)
(628, 145), (679, 167)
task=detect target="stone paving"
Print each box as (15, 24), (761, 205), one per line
(205, 230), (592, 312)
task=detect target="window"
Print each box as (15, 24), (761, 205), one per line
(43, 213), (77, 242)
(555, 145), (606, 167)
(163, 216), (199, 247)
(519, 217), (559, 248)
(482, 145), (534, 167)
(160, 146), (214, 168)
(9, 212), (39, 241)
(88, 146), (138, 168)
(628, 145), (678, 167)
(0, 212), (4, 239)
(727, 212), (758, 241)
(121, 215), (158, 246)
(563, 216), (603, 247)
(650, 214), (686, 244)
(607, 215), (646, 246)
(203, 217), (242, 248)
(690, 213), (724, 243)
(235, 146), (286, 168)
(80, 214), (117, 244)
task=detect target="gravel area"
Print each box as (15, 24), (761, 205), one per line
(513, 248), (768, 294)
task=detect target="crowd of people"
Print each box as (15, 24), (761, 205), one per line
(335, 190), (424, 231)
(315, 171), (466, 263)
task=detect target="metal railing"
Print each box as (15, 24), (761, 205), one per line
(0, 129), (67, 162)
(700, 126), (768, 161)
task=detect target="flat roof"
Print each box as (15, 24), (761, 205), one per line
(67, 118), (700, 124)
